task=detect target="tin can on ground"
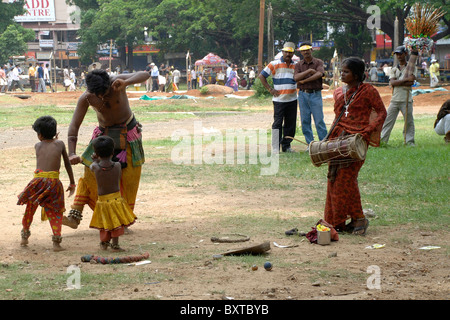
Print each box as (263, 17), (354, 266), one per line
(317, 230), (331, 245)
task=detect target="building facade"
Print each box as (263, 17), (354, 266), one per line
(7, 0), (81, 68)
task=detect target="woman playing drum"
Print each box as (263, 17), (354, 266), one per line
(324, 57), (386, 235)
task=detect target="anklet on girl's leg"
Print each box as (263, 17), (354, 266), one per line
(52, 235), (65, 251)
(20, 229), (31, 246)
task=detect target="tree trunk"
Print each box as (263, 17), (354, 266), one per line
(127, 44), (133, 71)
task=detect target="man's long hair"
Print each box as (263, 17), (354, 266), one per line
(86, 69), (110, 96)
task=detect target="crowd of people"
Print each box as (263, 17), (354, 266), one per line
(367, 56), (442, 86)
(0, 63), (84, 93)
(142, 61), (258, 93)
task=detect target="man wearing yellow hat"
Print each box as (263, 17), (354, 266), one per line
(294, 42), (328, 149)
(258, 41), (298, 153)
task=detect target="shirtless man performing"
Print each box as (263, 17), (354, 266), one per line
(63, 69), (149, 229)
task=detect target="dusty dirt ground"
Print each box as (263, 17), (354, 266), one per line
(0, 84), (449, 301)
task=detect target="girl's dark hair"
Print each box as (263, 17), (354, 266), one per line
(32, 116), (57, 139)
(86, 69), (111, 96)
(342, 57), (366, 82)
(92, 136), (115, 158)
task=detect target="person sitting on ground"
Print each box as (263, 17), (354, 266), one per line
(434, 99), (450, 144)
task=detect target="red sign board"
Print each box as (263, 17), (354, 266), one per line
(376, 34), (392, 49)
(26, 52), (36, 59)
(126, 45), (160, 54)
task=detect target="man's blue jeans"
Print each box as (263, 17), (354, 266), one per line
(298, 90), (328, 144)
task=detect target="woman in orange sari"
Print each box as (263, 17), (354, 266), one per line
(324, 57), (386, 235)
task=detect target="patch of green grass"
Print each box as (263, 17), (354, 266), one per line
(142, 115), (449, 229)
(0, 260), (171, 300)
(357, 117), (449, 226)
(0, 96), (269, 130)
(0, 105), (98, 129)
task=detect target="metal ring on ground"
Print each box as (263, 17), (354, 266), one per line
(210, 233), (250, 243)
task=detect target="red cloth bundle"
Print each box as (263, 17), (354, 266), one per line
(306, 219), (339, 243)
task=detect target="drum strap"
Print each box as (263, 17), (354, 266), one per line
(324, 104), (346, 141)
(324, 85), (360, 141)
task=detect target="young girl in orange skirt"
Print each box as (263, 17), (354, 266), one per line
(89, 136), (136, 251)
(17, 116), (76, 251)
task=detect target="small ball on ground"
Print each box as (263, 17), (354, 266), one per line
(264, 261), (272, 271)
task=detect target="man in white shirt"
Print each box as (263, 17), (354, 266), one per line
(44, 63), (54, 92)
(8, 65), (25, 92)
(226, 65), (232, 78)
(247, 67), (255, 89)
(0, 65), (7, 93)
(69, 69), (77, 91)
(150, 63), (159, 92)
(63, 67), (70, 91)
(191, 69), (197, 89)
(173, 68), (181, 89)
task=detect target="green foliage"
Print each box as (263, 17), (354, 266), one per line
(199, 86), (209, 94)
(39, 0), (450, 65)
(312, 46), (335, 62)
(0, 0), (26, 33)
(0, 24), (35, 64)
(331, 23), (373, 58)
(252, 77), (273, 99)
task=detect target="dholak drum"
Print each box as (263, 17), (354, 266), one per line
(309, 133), (367, 167)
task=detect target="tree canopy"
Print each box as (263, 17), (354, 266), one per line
(0, 24), (35, 64)
(64, 0), (450, 67)
(0, 1), (35, 64)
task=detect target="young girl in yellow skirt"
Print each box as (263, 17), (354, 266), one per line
(89, 136), (136, 251)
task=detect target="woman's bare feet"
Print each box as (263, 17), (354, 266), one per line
(352, 218), (369, 236)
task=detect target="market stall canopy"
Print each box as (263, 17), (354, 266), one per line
(274, 52), (301, 62)
(195, 53), (228, 67)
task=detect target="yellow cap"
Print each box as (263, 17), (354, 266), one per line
(282, 42), (296, 53)
(299, 45), (312, 51)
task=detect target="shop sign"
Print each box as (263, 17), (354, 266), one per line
(13, 0), (56, 22)
(39, 39), (54, 48)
